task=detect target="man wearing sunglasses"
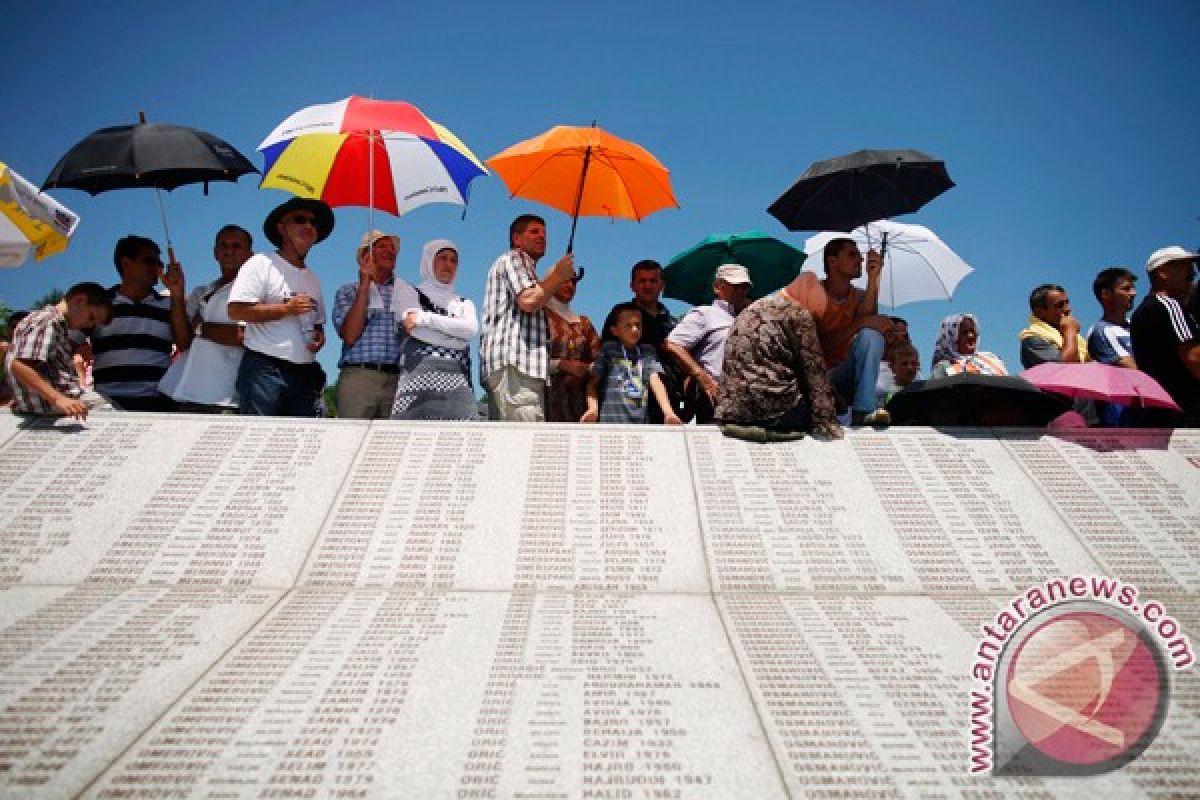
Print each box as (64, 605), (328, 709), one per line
(89, 235), (193, 411)
(228, 198), (334, 416)
(1019, 283), (1089, 368)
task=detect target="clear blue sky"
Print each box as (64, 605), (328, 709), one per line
(3, 1), (1198, 377)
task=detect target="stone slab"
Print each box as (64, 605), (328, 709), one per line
(0, 585), (281, 799)
(299, 424), (708, 593)
(720, 593), (1200, 799)
(85, 590), (784, 799)
(688, 427), (1102, 594)
(0, 415), (367, 587)
(1000, 429), (1200, 593)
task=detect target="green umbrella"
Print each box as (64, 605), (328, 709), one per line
(663, 230), (806, 306)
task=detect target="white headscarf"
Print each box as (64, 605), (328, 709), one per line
(546, 279), (580, 324)
(417, 238), (460, 308)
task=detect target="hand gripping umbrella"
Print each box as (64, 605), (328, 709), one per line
(803, 219), (973, 308)
(43, 113), (258, 262)
(487, 123), (678, 254)
(769, 148), (954, 256)
(257, 96), (488, 231)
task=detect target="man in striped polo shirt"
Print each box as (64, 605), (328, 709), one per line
(90, 235), (193, 411)
(1131, 246), (1200, 427)
(479, 214), (575, 422)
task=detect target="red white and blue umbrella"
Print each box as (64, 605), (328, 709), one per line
(257, 96), (487, 216)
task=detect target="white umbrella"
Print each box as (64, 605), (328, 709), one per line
(0, 161), (80, 267)
(803, 219), (973, 308)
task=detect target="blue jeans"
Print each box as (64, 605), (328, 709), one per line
(236, 349), (324, 417)
(830, 328), (885, 414)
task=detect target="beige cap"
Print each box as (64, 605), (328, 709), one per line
(358, 229), (400, 253)
(1146, 245), (1199, 274)
(715, 263), (752, 285)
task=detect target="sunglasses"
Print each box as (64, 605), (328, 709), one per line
(288, 214), (318, 227)
(138, 254), (164, 267)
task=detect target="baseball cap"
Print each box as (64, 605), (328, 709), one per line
(1146, 246), (1199, 274)
(715, 263), (753, 285)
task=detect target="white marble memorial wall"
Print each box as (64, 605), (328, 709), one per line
(0, 415), (1197, 798)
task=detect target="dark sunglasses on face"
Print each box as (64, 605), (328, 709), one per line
(139, 254), (164, 266)
(288, 214), (318, 227)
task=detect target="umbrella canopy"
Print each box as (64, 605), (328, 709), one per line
(257, 96), (487, 216)
(768, 148), (953, 232)
(0, 161), (79, 267)
(487, 124), (677, 252)
(885, 373), (1068, 427)
(803, 219), (973, 308)
(43, 122), (258, 195)
(663, 230), (806, 306)
(1021, 361), (1181, 411)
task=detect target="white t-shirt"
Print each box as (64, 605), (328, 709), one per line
(158, 280), (243, 406)
(228, 252), (325, 365)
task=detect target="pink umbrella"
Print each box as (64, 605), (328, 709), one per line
(1021, 362), (1181, 411)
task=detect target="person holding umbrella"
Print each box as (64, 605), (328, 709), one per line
(479, 214), (575, 422)
(228, 198), (334, 417)
(793, 238), (894, 426)
(90, 235), (193, 412)
(332, 230), (406, 419)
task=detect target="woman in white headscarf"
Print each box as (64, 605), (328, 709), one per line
(929, 313), (1008, 378)
(389, 239), (478, 420)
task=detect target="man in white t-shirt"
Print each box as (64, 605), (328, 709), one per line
(228, 198), (335, 416)
(159, 224), (253, 412)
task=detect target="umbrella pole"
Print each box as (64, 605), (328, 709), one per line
(566, 144), (593, 255)
(368, 131), (375, 234)
(152, 186), (175, 263)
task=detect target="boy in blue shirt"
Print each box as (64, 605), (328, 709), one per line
(581, 303), (681, 425)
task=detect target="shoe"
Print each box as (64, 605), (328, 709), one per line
(721, 424), (806, 443)
(852, 408), (891, 428)
(721, 423), (768, 442)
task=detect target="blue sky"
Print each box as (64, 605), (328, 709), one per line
(3, 1), (1198, 378)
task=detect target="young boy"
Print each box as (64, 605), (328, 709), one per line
(581, 303), (681, 425)
(7, 282), (113, 420)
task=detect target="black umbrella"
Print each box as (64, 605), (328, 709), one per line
(767, 148), (954, 234)
(43, 114), (258, 258)
(885, 374), (1069, 427)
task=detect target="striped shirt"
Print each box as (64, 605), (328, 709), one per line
(480, 248), (548, 383)
(91, 288), (173, 399)
(7, 305), (80, 414)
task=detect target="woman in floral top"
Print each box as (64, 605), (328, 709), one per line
(544, 275), (602, 423)
(715, 283), (843, 440)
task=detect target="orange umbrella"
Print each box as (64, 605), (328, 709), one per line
(486, 124), (678, 252)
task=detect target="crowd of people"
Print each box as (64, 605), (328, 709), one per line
(3, 198), (1198, 436)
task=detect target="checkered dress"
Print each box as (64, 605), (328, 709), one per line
(479, 249), (548, 384)
(8, 306), (80, 414)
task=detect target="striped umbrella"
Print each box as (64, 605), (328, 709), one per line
(257, 96), (487, 219)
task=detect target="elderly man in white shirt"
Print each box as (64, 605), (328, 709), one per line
(662, 263), (753, 424)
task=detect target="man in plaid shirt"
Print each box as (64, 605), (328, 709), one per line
(333, 230), (406, 418)
(479, 214), (575, 421)
(7, 283), (113, 420)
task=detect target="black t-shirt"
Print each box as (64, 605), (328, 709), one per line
(1130, 293), (1199, 424)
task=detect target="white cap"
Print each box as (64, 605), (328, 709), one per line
(1146, 246), (1199, 274)
(714, 263), (752, 285)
